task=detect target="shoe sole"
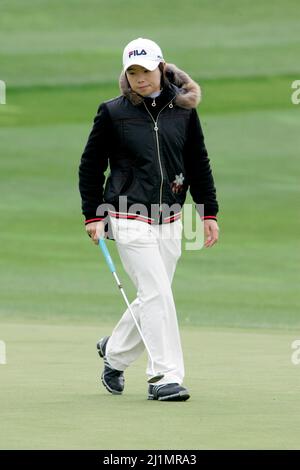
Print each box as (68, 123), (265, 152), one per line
(148, 391), (190, 401)
(101, 373), (123, 395)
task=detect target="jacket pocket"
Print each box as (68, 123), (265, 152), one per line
(104, 169), (133, 202)
(120, 168), (135, 194)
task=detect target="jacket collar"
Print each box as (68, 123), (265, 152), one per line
(119, 63), (201, 109)
(142, 84), (176, 109)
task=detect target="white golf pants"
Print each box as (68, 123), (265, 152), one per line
(105, 216), (185, 385)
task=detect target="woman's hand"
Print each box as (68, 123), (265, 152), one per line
(204, 219), (219, 248)
(85, 221), (105, 245)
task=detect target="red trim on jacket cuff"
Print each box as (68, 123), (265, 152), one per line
(201, 215), (218, 221)
(85, 217), (105, 225)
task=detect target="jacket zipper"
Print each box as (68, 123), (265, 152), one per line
(143, 98), (174, 220)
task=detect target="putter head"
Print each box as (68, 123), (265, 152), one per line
(147, 373), (164, 384)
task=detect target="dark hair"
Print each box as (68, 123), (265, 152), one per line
(159, 62), (167, 87)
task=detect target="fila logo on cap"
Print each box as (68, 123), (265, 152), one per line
(128, 49), (147, 58)
(123, 38), (164, 71)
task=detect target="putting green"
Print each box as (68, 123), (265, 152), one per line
(0, 322), (299, 449)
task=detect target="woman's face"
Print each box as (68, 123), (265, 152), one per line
(126, 64), (162, 96)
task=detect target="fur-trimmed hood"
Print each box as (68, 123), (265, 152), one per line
(119, 63), (201, 109)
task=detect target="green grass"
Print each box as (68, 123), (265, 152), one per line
(0, 0), (300, 450)
(1, 0), (300, 86)
(1, 323), (299, 449)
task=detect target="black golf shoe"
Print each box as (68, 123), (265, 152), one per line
(97, 336), (125, 395)
(148, 383), (190, 401)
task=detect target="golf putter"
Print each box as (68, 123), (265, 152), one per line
(98, 237), (164, 384)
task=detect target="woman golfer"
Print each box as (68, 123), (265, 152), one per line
(79, 38), (219, 401)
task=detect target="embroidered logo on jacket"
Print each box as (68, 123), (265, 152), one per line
(171, 173), (185, 194)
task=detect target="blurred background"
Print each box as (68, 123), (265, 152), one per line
(1, 0), (299, 328)
(0, 0), (299, 450)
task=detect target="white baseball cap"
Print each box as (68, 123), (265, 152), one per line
(123, 37), (164, 72)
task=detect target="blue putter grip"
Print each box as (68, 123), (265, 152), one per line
(99, 238), (116, 273)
